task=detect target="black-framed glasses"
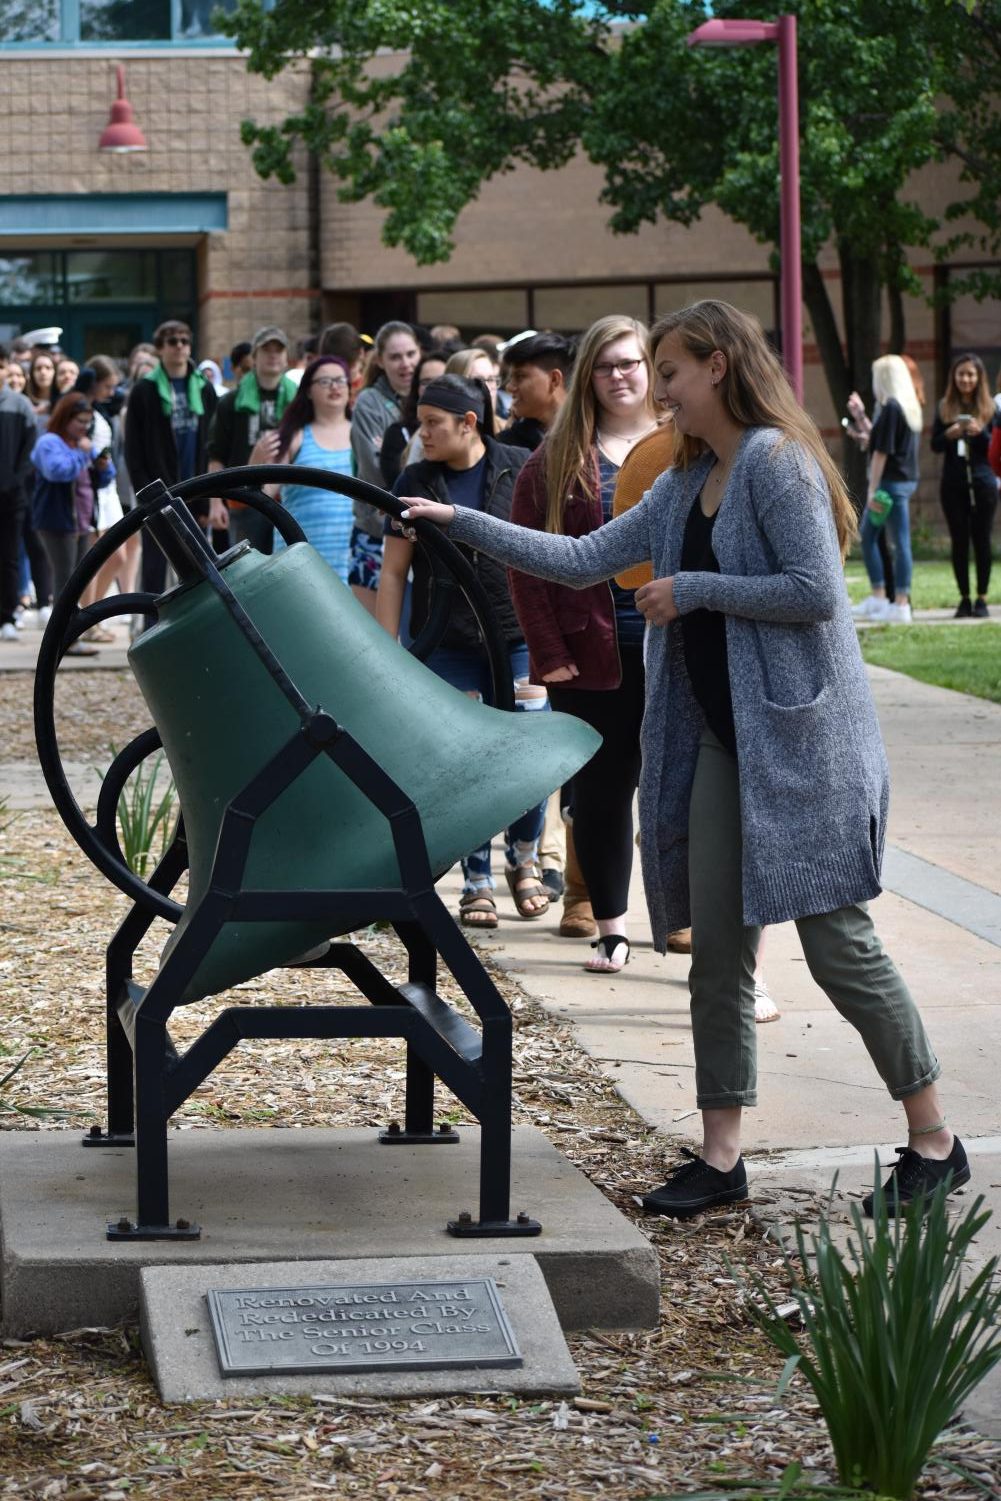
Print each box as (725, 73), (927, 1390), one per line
(593, 358), (642, 379)
(311, 376), (348, 390)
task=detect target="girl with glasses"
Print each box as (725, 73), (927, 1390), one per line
(508, 314), (660, 970)
(249, 356), (355, 583)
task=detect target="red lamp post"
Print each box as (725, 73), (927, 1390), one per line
(99, 64), (148, 155)
(687, 16), (803, 403)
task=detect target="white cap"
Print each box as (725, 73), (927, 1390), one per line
(21, 326), (63, 346)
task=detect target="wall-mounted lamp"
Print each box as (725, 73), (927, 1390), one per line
(99, 64), (148, 154)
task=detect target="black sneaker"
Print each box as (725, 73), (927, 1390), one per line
(641, 1149), (749, 1218)
(955, 597), (973, 618)
(862, 1137), (970, 1218)
(973, 598), (989, 618)
(540, 868), (565, 900)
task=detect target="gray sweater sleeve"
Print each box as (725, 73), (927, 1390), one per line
(672, 450), (845, 623)
(448, 496), (652, 589)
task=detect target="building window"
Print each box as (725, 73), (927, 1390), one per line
(0, 253), (61, 305)
(533, 283), (649, 332)
(415, 289), (529, 335)
(1, 0), (61, 42)
(66, 250), (159, 303)
(1, 0), (260, 45)
(80, 0), (171, 42)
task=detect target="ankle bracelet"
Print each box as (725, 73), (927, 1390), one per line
(909, 1119), (946, 1136)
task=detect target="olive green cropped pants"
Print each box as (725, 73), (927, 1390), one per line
(688, 731), (941, 1111)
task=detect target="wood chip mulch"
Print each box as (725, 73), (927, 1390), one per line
(2, 671), (1000, 1500)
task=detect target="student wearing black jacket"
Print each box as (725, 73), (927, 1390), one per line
(124, 320), (220, 601)
(375, 374), (542, 930)
(931, 352), (997, 618)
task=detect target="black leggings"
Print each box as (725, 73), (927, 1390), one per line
(547, 645), (644, 919)
(941, 474), (997, 600)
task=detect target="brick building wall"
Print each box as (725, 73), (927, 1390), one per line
(0, 52), (318, 360)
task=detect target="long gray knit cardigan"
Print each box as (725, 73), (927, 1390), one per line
(444, 426), (889, 949)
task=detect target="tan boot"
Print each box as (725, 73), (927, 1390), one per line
(666, 928), (692, 954)
(559, 824), (597, 938)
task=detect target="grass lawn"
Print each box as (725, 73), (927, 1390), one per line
(858, 622), (1001, 704)
(844, 555), (1000, 609)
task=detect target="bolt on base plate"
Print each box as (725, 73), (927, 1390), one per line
(447, 1212), (542, 1238)
(106, 1218), (202, 1241)
(379, 1121), (460, 1145)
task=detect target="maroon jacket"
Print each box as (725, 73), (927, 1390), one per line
(508, 444), (621, 689)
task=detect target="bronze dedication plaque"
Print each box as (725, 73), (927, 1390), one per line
(208, 1278), (523, 1377)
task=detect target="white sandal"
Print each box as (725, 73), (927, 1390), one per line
(753, 979), (780, 1023)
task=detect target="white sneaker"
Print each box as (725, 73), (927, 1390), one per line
(851, 594), (889, 620)
(38, 604), (52, 626)
(884, 602), (912, 623)
(0, 622), (20, 642)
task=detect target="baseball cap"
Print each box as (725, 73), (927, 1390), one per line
(251, 325), (290, 352)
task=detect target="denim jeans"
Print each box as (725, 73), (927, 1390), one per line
(861, 480), (915, 595)
(426, 642), (547, 891)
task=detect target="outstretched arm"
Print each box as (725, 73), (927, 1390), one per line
(397, 494), (652, 589)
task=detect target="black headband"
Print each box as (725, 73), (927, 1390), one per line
(419, 378), (484, 421)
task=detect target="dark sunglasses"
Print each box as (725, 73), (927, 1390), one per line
(164, 336), (191, 348)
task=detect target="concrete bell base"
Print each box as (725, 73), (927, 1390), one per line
(0, 1125), (659, 1338)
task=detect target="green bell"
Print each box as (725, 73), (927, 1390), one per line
(129, 542), (600, 1004)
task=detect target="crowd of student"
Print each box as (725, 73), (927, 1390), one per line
(0, 299), (994, 1217)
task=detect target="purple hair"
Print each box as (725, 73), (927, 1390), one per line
(275, 355), (351, 458)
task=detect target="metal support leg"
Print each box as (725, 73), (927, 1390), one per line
(380, 921), (458, 1145)
(447, 1017), (539, 1238)
(107, 1005), (199, 1241)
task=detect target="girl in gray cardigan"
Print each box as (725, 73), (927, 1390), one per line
(398, 299), (968, 1221)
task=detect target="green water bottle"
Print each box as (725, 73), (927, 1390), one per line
(868, 489), (894, 528)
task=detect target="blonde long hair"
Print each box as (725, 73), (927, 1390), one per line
(543, 315), (656, 534)
(872, 354), (923, 433)
(650, 300), (856, 558)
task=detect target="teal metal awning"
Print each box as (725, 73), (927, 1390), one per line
(0, 194), (228, 236)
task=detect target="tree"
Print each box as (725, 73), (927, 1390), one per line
(222, 0), (1000, 434)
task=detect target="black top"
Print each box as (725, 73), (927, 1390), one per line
(680, 493), (735, 755)
(869, 398), (919, 484)
(391, 436), (529, 650)
(930, 410), (996, 483)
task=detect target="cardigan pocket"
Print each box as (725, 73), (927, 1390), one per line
(758, 686), (838, 794)
(760, 684), (830, 715)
